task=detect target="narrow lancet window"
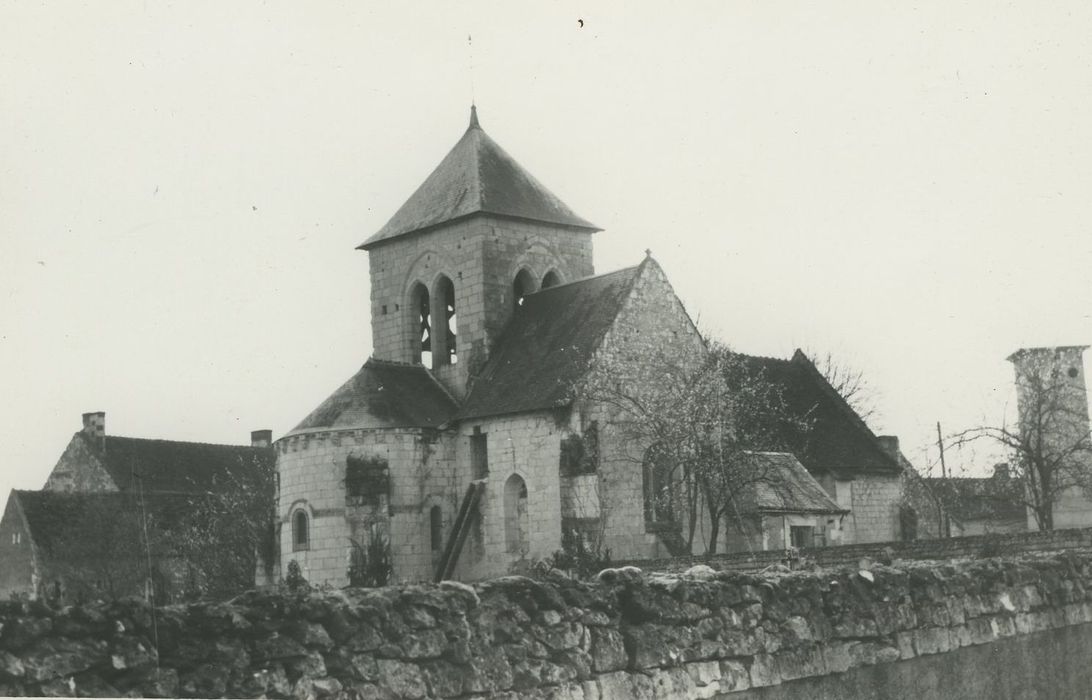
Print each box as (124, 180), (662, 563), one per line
(504, 474), (529, 554)
(435, 275), (457, 366)
(430, 506), (443, 552)
(292, 509), (310, 551)
(410, 283), (431, 366)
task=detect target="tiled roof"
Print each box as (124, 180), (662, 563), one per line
(921, 476), (1027, 523)
(288, 358), (459, 436)
(359, 107), (599, 250)
(737, 351), (901, 475)
(14, 490), (191, 554)
(743, 452), (848, 515)
(459, 264), (643, 420)
(87, 434), (274, 495)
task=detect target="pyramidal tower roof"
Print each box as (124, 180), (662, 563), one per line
(358, 106), (600, 250)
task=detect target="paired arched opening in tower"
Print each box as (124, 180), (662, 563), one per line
(503, 474), (529, 555)
(513, 268), (537, 310)
(409, 282), (432, 366)
(408, 276), (458, 368)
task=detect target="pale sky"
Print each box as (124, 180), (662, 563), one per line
(2, 2), (1091, 503)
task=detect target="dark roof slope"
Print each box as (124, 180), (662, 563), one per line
(738, 350), (900, 475)
(289, 358), (459, 436)
(460, 265), (642, 419)
(921, 476), (1027, 523)
(15, 490), (191, 553)
(86, 434), (274, 495)
(359, 107), (599, 250)
(744, 452), (848, 515)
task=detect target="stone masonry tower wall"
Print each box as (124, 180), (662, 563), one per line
(366, 216), (593, 398)
(1010, 346), (1090, 452)
(359, 107), (600, 398)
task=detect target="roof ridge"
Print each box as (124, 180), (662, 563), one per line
(736, 351), (792, 365)
(103, 434), (269, 450)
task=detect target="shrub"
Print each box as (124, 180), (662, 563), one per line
(285, 560), (310, 593)
(348, 529), (392, 588)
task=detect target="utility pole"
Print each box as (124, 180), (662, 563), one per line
(936, 422), (948, 479)
(937, 421), (949, 537)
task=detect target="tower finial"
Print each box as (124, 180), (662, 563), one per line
(469, 104), (480, 129)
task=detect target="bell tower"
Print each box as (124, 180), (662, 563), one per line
(359, 107), (600, 397)
(1008, 345), (1092, 529)
(1008, 346), (1091, 456)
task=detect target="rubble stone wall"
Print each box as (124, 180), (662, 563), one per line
(3, 552), (1092, 698)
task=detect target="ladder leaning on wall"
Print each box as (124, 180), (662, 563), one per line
(435, 479), (486, 582)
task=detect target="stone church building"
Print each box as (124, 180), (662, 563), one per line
(276, 107), (907, 587)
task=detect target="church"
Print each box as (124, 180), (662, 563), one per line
(275, 107), (906, 586)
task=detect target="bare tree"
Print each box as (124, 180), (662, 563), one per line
(582, 341), (808, 553)
(804, 348), (880, 424)
(950, 352), (1092, 530)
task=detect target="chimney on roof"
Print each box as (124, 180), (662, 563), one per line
(251, 429), (273, 448)
(82, 411), (105, 439)
(993, 462), (1010, 480)
(877, 435), (900, 463)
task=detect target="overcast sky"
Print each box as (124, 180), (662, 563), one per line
(3, 2), (1091, 502)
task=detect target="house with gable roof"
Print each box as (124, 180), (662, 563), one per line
(275, 107), (908, 586)
(738, 350), (908, 545)
(0, 412), (275, 602)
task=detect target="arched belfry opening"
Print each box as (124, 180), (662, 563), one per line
(513, 268), (537, 310)
(434, 275), (457, 366)
(504, 474), (529, 555)
(409, 282), (432, 366)
(541, 270), (562, 289)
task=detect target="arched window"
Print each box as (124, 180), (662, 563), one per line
(409, 282), (432, 366)
(430, 505), (444, 552)
(292, 509), (310, 551)
(434, 275), (457, 366)
(643, 444), (675, 525)
(541, 270), (562, 289)
(504, 474), (529, 554)
(513, 268), (537, 309)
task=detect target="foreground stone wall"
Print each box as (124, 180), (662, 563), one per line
(4, 551), (1092, 698)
